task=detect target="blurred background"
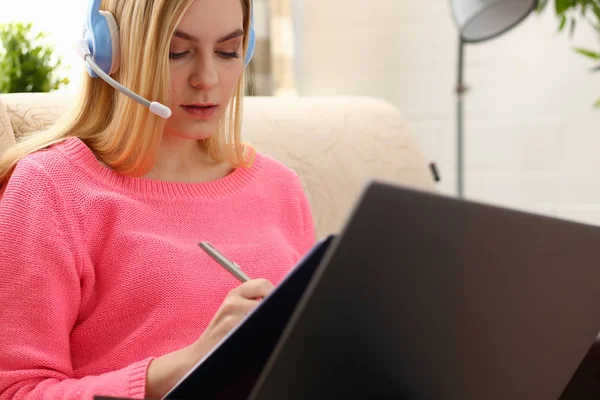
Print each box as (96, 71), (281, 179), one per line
(1, 0), (599, 224)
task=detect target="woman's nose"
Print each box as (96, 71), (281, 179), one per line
(189, 56), (219, 90)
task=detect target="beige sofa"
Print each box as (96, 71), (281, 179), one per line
(0, 91), (435, 239)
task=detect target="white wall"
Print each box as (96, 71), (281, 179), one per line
(293, 1), (600, 225)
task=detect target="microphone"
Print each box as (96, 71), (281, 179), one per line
(75, 39), (172, 119)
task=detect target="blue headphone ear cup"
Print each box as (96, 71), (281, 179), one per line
(85, 7), (117, 77)
(245, 26), (255, 67)
(101, 11), (120, 75)
(245, 1), (256, 66)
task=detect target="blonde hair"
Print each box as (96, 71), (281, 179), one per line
(0, 0), (253, 187)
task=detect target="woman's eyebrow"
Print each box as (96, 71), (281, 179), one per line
(172, 28), (244, 43)
(173, 29), (198, 42)
(217, 29), (244, 43)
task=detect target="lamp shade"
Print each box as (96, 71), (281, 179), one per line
(451, 0), (537, 43)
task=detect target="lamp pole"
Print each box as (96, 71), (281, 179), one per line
(456, 38), (467, 198)
(450, 0), (537, 199)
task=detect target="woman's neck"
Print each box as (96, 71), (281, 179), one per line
(143, 136), (234, 184)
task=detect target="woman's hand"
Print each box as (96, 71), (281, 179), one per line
(146, 278), (275, 398)
(195, 278), (274, 349)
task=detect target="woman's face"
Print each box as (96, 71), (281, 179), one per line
(164, 0), (245, 141)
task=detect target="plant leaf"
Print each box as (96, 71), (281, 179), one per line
(555, 0), (572, 14)
(536, 0), (550, 12)
(559, 14), (567, 31)
(591, 2), (600, 21)
(594, 98), (600, 109)
(574, 47), (600, 59)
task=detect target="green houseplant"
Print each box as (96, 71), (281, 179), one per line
(0, 21), (70, 93)
(537, 0), (600, 108)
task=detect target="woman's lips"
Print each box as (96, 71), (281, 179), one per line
(181, 104), (218, 119)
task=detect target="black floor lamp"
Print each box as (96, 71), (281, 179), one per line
(450, 0), (538, 198)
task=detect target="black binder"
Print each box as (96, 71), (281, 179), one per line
(163, 235), (335, 399)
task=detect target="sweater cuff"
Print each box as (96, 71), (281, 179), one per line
(127, 357), (154, 399)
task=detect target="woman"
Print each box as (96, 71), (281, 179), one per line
(0, 0), (316, 398)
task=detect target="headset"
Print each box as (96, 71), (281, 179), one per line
(76, 0), (256, 119)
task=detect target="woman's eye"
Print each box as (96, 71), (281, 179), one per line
(218, 51), (241, 59)
(169, 50), (241, 60)
(169, 51), (189, 60)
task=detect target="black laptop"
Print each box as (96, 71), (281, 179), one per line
(247, 181), (600, 400)
(166, 181), (600, 400)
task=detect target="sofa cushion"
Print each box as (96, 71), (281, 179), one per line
(243, 96), (435, 237)
(1, 92), (72, 143)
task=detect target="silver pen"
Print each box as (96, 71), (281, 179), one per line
(199, 242), (251, 282)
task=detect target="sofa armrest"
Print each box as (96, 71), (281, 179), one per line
(0, 96), (16, 156)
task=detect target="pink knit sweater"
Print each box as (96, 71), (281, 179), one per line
(0, 137), (316, 399)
